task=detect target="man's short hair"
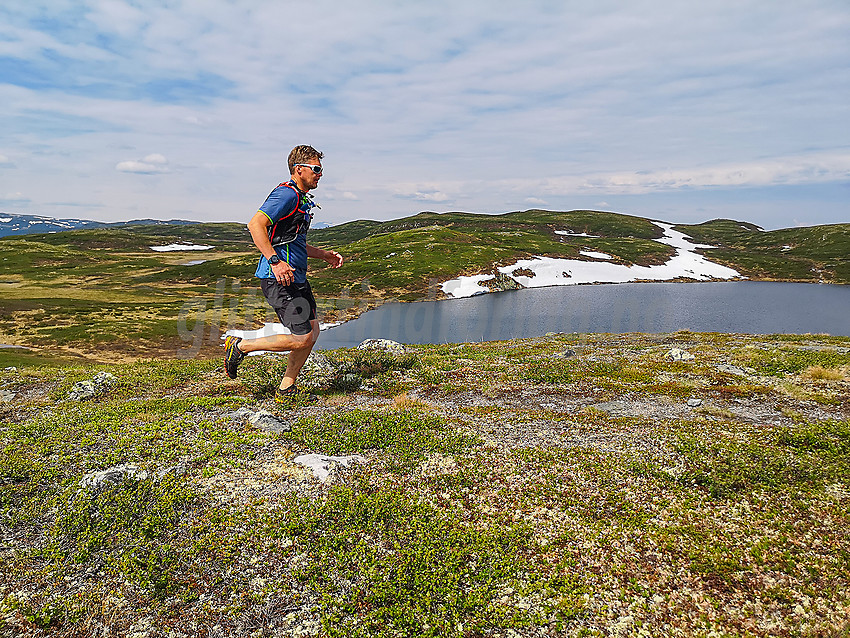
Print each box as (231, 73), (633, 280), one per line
(288, 145), (323, 174)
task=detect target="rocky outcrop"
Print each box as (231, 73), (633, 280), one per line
(480, 272), (524, 292)
(67, 371), (116, 401)
(300, 351), (339, 386)
(230, 407), (291, 433)
(80, 464), (145, 490)
(79, 461), (186, 491)
(665, 348), (695, 362)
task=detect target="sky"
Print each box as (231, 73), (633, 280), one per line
(1, 0), (848, 230)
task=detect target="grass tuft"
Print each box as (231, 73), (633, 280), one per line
(802, 365), (846, 381)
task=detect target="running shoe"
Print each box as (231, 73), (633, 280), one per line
(274, 385), (317, 406)
(223, 335), (246, 379)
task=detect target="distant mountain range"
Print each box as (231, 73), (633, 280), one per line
(0, 213), (200, 238)
(0, 213), (331, 238)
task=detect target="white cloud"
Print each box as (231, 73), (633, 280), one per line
(84, 0), (148, 39)
(142, 153), (167, 165)
(395, 189), (450, 203)
(1, 191), (30, 205)
(528, 152), (850, 196)
(525, 197), (548, 205)
(116, 154), (169, 174)
(342, 192), (358, 201)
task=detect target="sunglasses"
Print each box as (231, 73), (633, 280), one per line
(296, 163), (323, 175)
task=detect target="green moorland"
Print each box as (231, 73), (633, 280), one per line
(1, 332), (849, 636)
(0, 210), (847, 363)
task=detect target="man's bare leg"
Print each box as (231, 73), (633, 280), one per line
(237, 331), (309, 355)
(279, 321), (319, 389)
(235, 320), (319, 389)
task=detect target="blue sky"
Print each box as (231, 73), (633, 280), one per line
(0, 0), (848, 230)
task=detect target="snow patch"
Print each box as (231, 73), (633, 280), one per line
(441, 222), (743, 298)
(440, 274), (493, 298)
(150, 243), (214, 252)
(580, 250), (613, 260)
(555, 230), (599, 237)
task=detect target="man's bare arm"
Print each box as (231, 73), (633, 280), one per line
(307, 243), (343, 268)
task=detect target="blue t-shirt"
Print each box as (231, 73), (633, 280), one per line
(253, 180), (316, 284)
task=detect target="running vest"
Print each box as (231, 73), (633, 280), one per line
(268, 182), (314, 246)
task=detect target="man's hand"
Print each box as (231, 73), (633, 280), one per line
(271, 260), (296, 285)
(324, 250), (343, 268)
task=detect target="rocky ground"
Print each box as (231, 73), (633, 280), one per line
(1, 332), (849, 637)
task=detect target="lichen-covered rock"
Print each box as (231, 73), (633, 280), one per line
(80, 464), (146, 490)
(300, 351), (339, 387)
(67, 371), (116, 401)
(357, 338), (405, 353)
(230, 407), (291, 432)
(665, 348), (695, 362)
(716, 363), (756, 376)
(481, 272), (524, 292)
(292, 453), (366, 482)
(553, 349), (576, 359)
(79, 462), (186, 492)
(248, 409), (290, 433)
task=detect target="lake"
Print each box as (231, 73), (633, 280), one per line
(317, 281), (850, 349)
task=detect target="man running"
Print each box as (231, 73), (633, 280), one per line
(223, 145), (343, 404)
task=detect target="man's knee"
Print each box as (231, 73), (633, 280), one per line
(289, 331), (314, 350)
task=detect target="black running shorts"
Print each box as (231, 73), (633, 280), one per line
(259, 279), (317, 336)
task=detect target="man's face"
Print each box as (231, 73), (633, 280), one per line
(293, 157), (322, 191)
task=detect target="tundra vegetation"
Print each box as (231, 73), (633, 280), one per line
(1, 332), (849, 636)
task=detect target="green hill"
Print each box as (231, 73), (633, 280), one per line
(676, 219), (850, 282)
(0, 210), (847, 362)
